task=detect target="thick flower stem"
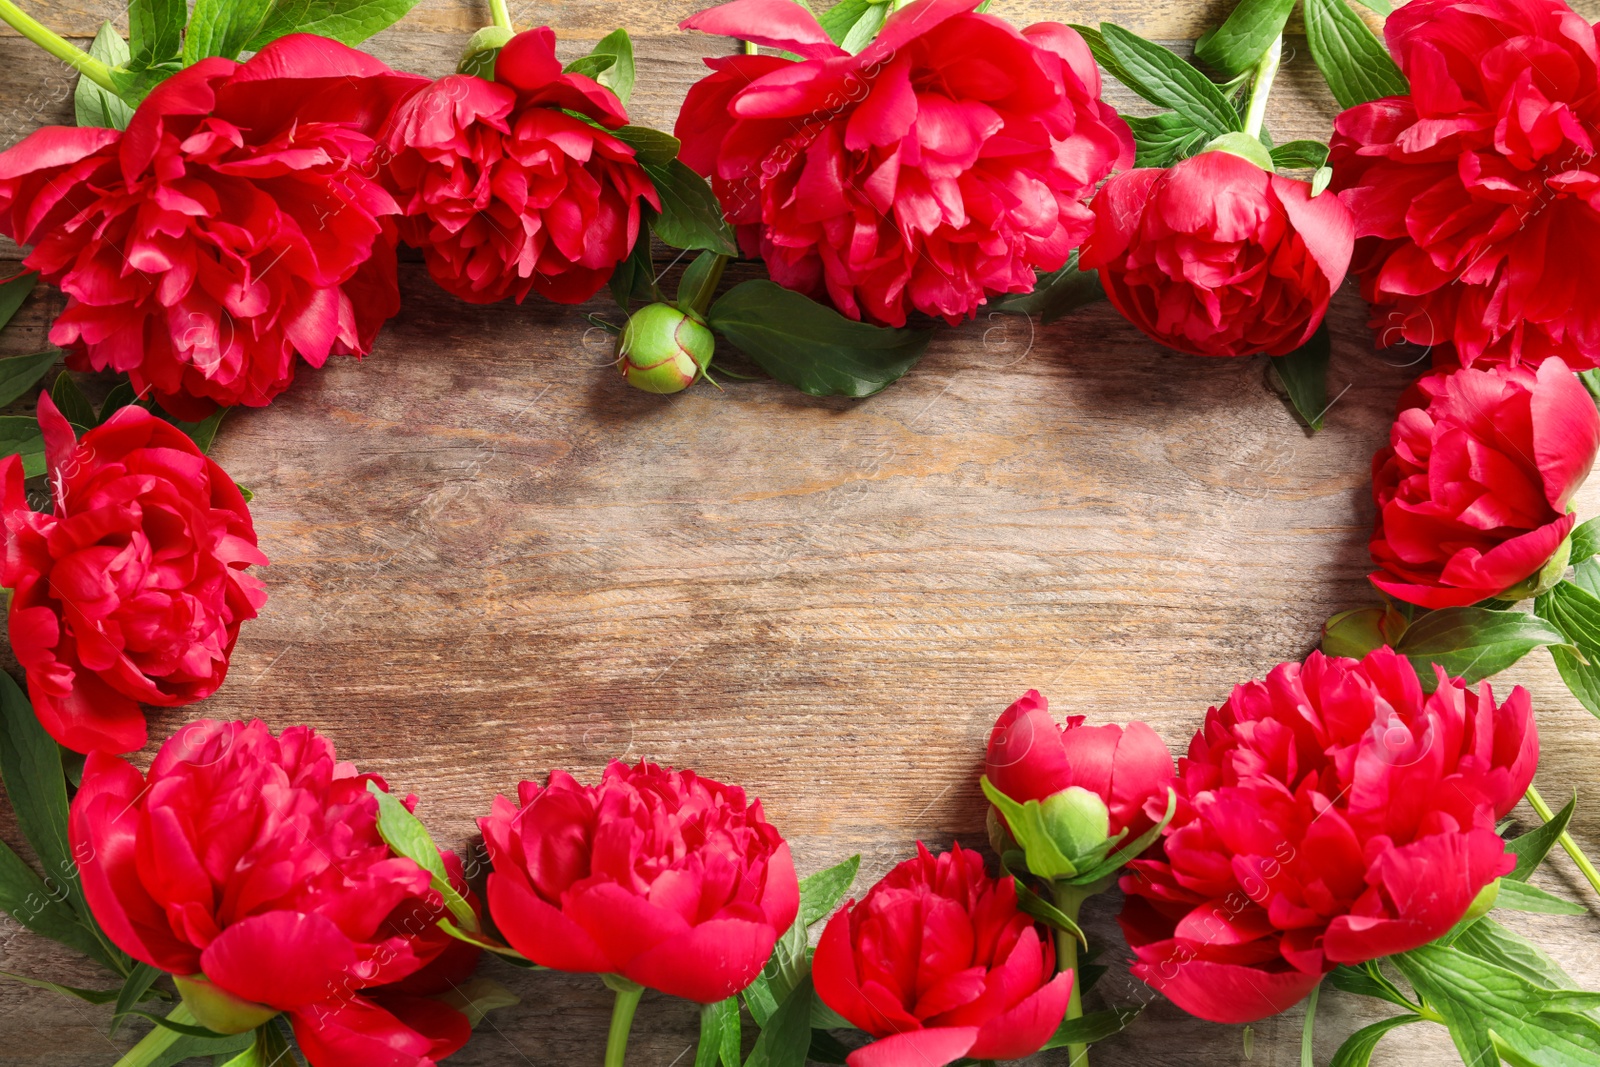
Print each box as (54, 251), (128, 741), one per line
(1052, 884), (1092, 1067)
(0, 0), (120, 95)
(113, 1003), (197, 1067)
(1241, 34), (1283, 141)
(602, 977), (645, 1067)
(487, 0), (513, 33)
(1526, 785), (1600, 899)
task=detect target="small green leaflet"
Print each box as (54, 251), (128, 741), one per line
(110, 962), (165, 1036)
(1193, 0), (1296, 79)
(1493, 878), (1585, 915)
(1123, 112), (1208, 167)
(990, 250), (1104, 324)
(1097, 24), (1241, 138)
(1328, 1016), (1419, 1067)
(0, 417), (45, 477)
(1537, 582), (1600, 717)
(1454, 918), (1577, 990)
(743, 976), (813, 1067)
(797, 855), (859, 927)
(1271, 140), (1332, 170)
(818, 0), (887, 53)
(1271, 324), (1332, 432)
(1507, 793), (1575, 882)
(166, 407), (228, 454)
(0, 271), (37, 333)
(127, 0), (185, 72)
(610, 226), (660, 311)
(365, 782), (480, 933)
(76, 25), (134, 129)
(1304, 0), (1409, 109)
(676, 251), (726, 316)
(1392, 606), (1573, 690)
(1570, 517), (1600, 566)
(184, 0), (278, 61)
(707, 281), (933, 398)
(694, 997), (740, 1067)
(564, 53), (618, 83)
(611, 126), (682, 168)
(435, 978), (519, 1028)
(457, 25), (512, 79)
(51, 373), (98, 431)
(642, 159), (739, 256)
(1041, 1007), (1141, 1050)
(587, 28), (636, 104)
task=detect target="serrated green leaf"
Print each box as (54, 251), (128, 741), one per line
(643, 159), (738, 256)
(611, 126), (681, 168)
(1394, 606), (1573, 689)
(587, 28), (635, 104)
(744, 976), (812, 1067)
(1494, 878), (1586, 915)
(1098, 24), (1241, 137)
(1194, 0), (1297, 78)
(1271, 140), (1332, 170)
(1304, 0), (1408, 109)
(0, 351), (58, 410)
(990, 249), (1103, 323)
(1508, 794), (1576, 882)
(76, 25), (134, 129)
(50, 373), (97, 431)
(365, 782), (478, 933)
(707, 281), (932, 398)
(1041, 1007), (1141, 1050)
(1329, 1015), (1420, 1067)
(1272, 323), (1331, 431)
(798, 855), (859, 928)
(244, 0), (425, 50)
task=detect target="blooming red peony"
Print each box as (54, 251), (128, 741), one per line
(812, 842), (1072, 1067)
(478, 760), (799, 1003)
(382, 28), (659, 305)
(0, 395), (265, 754)
(1079, 149), (1355, 357)
(986, 689), (1174, 841)
(1119, 647), (1537, 1024)
(1370, 356), (1599, 609)
(70, 720), (474, 1066)
(1330, 0), (1600, 369)
(0, 36), (426, 418)
(676, 0), (1133, 327)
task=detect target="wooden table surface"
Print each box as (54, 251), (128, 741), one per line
(4, 1), (1600, 1064)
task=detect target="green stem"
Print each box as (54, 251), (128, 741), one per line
(1300, 982), (1319, 1067)
(1526, 785), (1600, 898)
(1241, 34), (1282, 141)
(603, 978), (644, 1067)
(743, 39), (758, 55)
(687, 255), (729, 318)
(0, 0), (120, 94)
(113, 1002), (195, 1067)
(487, 0), (512, 33)
(1052, 884), (1091, 1067)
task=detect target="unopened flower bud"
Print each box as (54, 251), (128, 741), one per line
(174, 974), (279, 1034)
(458, 26), (514, 78)
(615, 303), (714, 395)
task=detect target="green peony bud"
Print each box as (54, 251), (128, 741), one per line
(1462, 878), (1500, 924)
(1040, 787), (1112, 862)
(174, 974), (280, 1035)
(1501, 535), (1573, 602)
(615, 303), (715, 395)
(458, 26), (514, 78)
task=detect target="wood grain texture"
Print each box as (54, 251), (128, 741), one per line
(2, 1), (1600, 1064)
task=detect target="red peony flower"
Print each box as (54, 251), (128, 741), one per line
(382, 28), (659, 305)
(478, 760), (799, 1003)
(1330, 0), (1600, 370)
(0, 395), (266, 754)
(0, 36), (426, 419)
(70, 720), (474, 1066)
(676, 0), (1132, 327)
(1119, 647), (1537, 1024)
(986, 689), (1174, 841)
(1370, 356), (1600, 609)
(812, 842), (1072, 1067)
(1079, 149), (1355, 357)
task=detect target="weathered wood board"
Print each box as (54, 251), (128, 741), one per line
(2, 1), (1599, 1064)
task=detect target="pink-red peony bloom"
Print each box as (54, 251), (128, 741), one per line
(478, 760), (799, 1003)
(812, 842), (1073, 1067)
(0, 36), (426, 418)
(381, 28), (659, 305)
(986, 689), (1174, 841)
(0, 395), (266, 754)
(69, 720), (474, 1067)
(1330, 0), (1600, 370)
(676, 0), (1133, 327)
(1370, 356), (1600, 609)
(1079, 149), (1355, 357)
(1119, 647), (1537, 1024)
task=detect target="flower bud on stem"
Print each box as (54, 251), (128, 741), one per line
(1526, 784), (1600, 898)
(602, 975), (645, 1067)
(1052, 883), (1092, 1067)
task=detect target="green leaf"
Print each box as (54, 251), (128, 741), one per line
(122, 1009), (234, 1039)
(76, 25), (135, 129)
(744, 976), (813, 1067)
(611, 126), (681, 168)
(0, 417), (45, 477)
(0, 351), (59, 410)
(643, 160), (738, 255)
(143, 1021), (255, 1067)
(0, 838), (112, 965)
(1272, 140), (1332, 170)
(244, 0), (425, 51)
(457, 25), (511, 78)
(563, 53), (617, 81)
(1393, 606), (1573, 689)
(166, 408), (228, 454)
(235, 484), (255, 504)
(1582, 369), (1600, 408)
(0, 673), (89, 924)
(1353, 0), (1393, 14)
(1194, 0), (1297, 78)
(1301, 981), (1320, 1067)
(365, 783), (479, 933)
(695, 997), (740, 1067)
(586, 28), (635, 104)
(1011, 878), (1087, 947)
(707, 281), (932, 398)
(1508, 794), (1576, 882)
(1069, 24), (1140, 94)
(99, 380), (152, 423)
(1494, 878), (1586, 915)
(1327, 963), (1418, 1011)
(434, 977), (518, 1028)
(743, 972), (779, 1029)
(111, 962), (165, 1036)
(50, 373), (98, 432)
(0, 969), (124, 1004)
(798, 855), (860, 928)
(1329, 1016), (1420, 1067)
(0, 271), (37, 334)
(1453, 918), (1577, 990)
(1041, 1007), (1141, 1050)
(1098, 23), (1241, 137)
(1122, 112), (1207, 167)
(1304, 0), (1408, 109)
(818, 0), (869, 43)
(184, 0), (278, 61)
(611, 226), (659, 311)
(989, 250), (1104, 323)
(676, 251), (726, 316)
(1570, 518), (1600, 566)
(127, 0), (185, 70)
(1537, 583), (1600, 717)
(839, 2), (887, 52)
(806, 1030), (852, 1065)
(1271, 323), (1332, 431)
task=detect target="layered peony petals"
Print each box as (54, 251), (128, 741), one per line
(0, 395), (265, 753)
(677, 0), (1132, 326)
(1119, 648), (1534, 1024)
(478, 760), (798, 1003)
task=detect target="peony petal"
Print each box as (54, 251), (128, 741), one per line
(624, 917), (780, 1003)
(846, 1026), (980, 1067)
(680, 0), (843, 60)
(199, 911), (360, 1010)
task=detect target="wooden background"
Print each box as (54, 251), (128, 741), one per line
(3, 0), (1600, 1063)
